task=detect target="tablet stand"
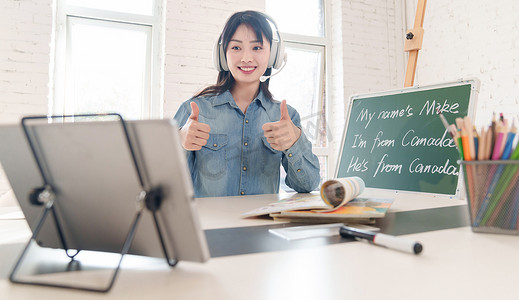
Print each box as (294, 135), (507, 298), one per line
(9, 114), (178, 293)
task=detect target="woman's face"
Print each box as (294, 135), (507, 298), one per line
(226, 24), (271, 86)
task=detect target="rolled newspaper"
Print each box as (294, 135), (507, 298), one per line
(320, 177), (365, 210)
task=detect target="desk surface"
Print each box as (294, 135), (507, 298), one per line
(1, 192), (518, 300)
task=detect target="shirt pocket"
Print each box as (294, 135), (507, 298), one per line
(197, 134), (228, 179)
(260, 137), (282, 173)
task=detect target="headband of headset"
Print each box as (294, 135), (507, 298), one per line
(213, 11), (284, 72)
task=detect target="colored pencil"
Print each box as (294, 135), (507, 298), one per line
(503, 185), (519, 229)
(455, 117), (465, 131)
(473, 127), (479, 160)
(438, 110), (450, 130)
(475, 164), (502, 226)
(465, 163), (477, 218)
(487, 168), (519, 226)
(491, 123), (505, 160)
(501, 125), (517, 160)
(461, 128), (472, 161)
(484, 125), (493, 161)
(480, 163), (513, 225)
(464, 117), (476, 160)
(513, 191), (519, 229)
(511, 146), (519, 161)
(498, 120), (509, 158)
(457, 135), (464, 160)
(438, 111), (458, 147)
(478, 127), (486, 161)
(449, 124), (459, 148)
(490, 112), (496, 158)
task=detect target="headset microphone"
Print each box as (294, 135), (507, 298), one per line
(260, 53), (287, 82)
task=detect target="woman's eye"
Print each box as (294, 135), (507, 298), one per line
(231, 46), (240, 50)
(253, 46), (262, 50)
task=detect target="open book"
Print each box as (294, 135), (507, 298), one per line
(242, 177), (394, 223)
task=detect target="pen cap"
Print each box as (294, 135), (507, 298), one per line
(320, 177), (365, 208)
(374, 233), (423, 254)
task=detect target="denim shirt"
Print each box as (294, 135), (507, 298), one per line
(173, 90), (321, 198)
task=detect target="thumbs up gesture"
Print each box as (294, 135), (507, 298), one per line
(179, 102), (211, 151)
(262, 100), (302, 151)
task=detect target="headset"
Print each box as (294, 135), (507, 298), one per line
(213, 11), (286, 77)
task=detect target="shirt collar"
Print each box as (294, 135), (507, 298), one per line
(212, 89), (277, 111)
(255, 89), (277, 110)
(255, 90), (280, 121)
(212, 90), (236, 107)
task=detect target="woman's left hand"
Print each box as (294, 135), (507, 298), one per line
(262, 100), (302, 151)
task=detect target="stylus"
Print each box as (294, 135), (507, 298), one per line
(339, 226), (423, 255)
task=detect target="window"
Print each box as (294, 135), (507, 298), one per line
(52, 0), (162, 119)
(267, 0), (331, 184)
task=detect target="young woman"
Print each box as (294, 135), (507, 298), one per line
(173, 10), (320, 197)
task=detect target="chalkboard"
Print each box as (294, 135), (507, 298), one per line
(335, 79), (479, 195)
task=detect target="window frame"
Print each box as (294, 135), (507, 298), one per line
(52, 0), (163, 119)
(279, 41), (325, 144)
(267, 0), (333, 180)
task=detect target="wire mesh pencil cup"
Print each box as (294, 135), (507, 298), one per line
(460, 160), (519, 234)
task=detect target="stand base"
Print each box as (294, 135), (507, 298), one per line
(10, 206), (177, 293)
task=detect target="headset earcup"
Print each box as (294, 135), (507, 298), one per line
(269, 33), (285, 70)
(212, 39), (228, 72)
(268, 39), (278, 69)
(212, 40), (221, 71)
(273, 38), (285, 69)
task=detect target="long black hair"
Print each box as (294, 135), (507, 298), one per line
(194, 10), (275, 100)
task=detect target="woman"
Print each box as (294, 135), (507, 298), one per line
(173, 10), (320, 197)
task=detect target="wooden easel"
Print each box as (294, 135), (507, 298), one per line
(404, 0), (427, 87)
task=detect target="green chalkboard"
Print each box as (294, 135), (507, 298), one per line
(335, 80), (478, 195)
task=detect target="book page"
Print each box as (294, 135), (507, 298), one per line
(242, 177), (366, 218)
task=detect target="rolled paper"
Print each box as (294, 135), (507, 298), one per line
(320, 177), (365, 210)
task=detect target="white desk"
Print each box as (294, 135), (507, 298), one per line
(1, 192), (518, 300)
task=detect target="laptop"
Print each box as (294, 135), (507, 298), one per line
(0, 119), (209, 263)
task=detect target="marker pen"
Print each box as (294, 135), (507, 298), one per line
(339, 226), (423, 255)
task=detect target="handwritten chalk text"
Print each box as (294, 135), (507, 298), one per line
(373, 154), (402, 178)
(401, 130), (456, 148)
(371, 131), (395, 153)
(420, 99), (459, 116)
(409, 158), (459, 176)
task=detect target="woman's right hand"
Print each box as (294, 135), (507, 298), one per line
(179, 102), (211, 151)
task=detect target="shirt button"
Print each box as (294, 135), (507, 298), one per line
(243, 166), (247, 171)
(297, 169), (301, 172)
(288, 153), (293, 157)
(213, 144), (217, 147)
(245, 120), (249, 123)
(241, 191), (245, 195)
(244, 142), (248, 146)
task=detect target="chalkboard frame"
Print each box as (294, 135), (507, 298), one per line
(334, 78), (480, 198)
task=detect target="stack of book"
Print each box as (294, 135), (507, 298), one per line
(242, 177), (394, 224)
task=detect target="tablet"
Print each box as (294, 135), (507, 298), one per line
(0, 119), (209, 263)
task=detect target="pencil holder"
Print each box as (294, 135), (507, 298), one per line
(461, 160), (519, 234)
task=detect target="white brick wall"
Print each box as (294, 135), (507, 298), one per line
(329, 0), (404, 171)
(406, 0), (519, 127)
(0, 0), (52, 124)
(0, 0), (53, 198)
(341, 0), (403, 97)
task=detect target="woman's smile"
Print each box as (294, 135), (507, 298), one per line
(238, 66), (257, 73)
